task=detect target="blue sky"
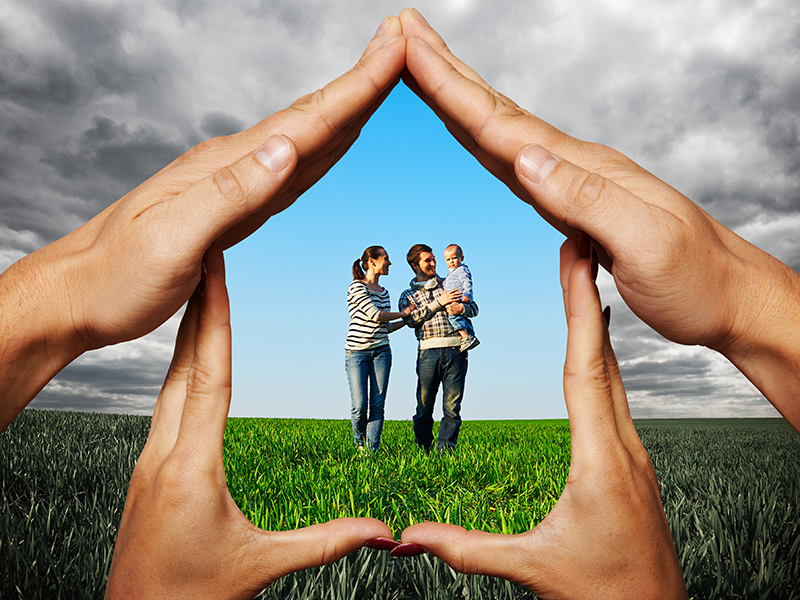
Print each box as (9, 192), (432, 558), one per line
(4, 0), (796, 420)
(226, 83), (567, 420)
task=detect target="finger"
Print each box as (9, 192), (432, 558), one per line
(401, 10), (570, 168)
(144, 294), (200, 461)
(250, 518), (392, 583)
(517, 144), (679, 268)
(174, 243), (231, 456)
(171, 16), (406, 178)
(150, 135), (298, 256)
(399, 523), (533, 585)
(559, 236), (583, 322)
(562, 255), (622, 462)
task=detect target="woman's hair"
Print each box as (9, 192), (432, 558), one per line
(352, 246), (385, 280)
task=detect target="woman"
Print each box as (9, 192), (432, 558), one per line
(345, 246), (409, 453)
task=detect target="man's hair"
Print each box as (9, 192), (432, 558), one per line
(445, 244), (463, 260)
(406, 244), (433, 271)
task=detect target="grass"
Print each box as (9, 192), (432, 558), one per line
(1, 410), (798, 599)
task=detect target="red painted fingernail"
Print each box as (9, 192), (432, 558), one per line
(196, 262), (208, 297)
(578, 231), (590, 258)
(364, 537), (399, 551)
(590, 248), (599, 282)
(390, 543), (427, 557)
(603, 305), (611, 327)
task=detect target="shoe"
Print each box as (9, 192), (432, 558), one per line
(460, 335), (480, 352)
(357, 444), (368, 456)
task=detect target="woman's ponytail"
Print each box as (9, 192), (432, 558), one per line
(352, 246), (385, 280)
(352, 259), (366, 280)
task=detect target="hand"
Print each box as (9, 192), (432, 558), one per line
(446, 302), (464, 316)
(398, 237), (688, 600)
(398, 9), (800, 429)
(437, 288), (461, 307)
(105, 245), (391, 599)
(0, 17), (407, 429)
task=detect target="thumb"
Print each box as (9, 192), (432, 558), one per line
(400, 522), (536, 584)
(166, 134), (298, 252)
(248, 517), (393, 583)
(515, 144), (668, 265)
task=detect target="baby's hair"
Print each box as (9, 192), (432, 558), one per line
(445, 244), (463, 260)
(352, 246), (385, 280)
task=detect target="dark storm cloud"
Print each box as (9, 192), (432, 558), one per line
(3, 0), (799, 418)
(44, 116), (187, 192)
(201, 112), (248, 138)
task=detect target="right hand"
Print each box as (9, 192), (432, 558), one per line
(398, 8), (782, 351)
(437, 288), (462, 307)
(398, 237), (688, 600)
(399, 9), (800, 430)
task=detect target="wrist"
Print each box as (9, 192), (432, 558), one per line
(0, 250), (86, 429)
(710, 239), (800, 429)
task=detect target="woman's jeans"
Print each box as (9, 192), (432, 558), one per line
(345, 344), (392, 451)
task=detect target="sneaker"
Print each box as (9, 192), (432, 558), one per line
(459, 335), (480, 353)
(356, 444), (368, 456)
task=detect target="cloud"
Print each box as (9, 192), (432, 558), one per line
(2, 0), (799, 419)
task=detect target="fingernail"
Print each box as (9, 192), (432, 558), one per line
(412, 36), (433, 51)
(390, 543), (427, 557)
(590, 247), (599, 282)
(413, 9), (430, 25)
(374, 16), (390, 37)
(196, 262), (208, 297)
(379, 33), (402, 49)
(577, 231), (590, 258)
(603, 305), (611, 327)
(364, 537), (399, 551)
(518, 144), (560, 185)
(255, 135), (292, 173)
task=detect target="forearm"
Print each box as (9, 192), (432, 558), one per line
(713, 242), (800, 433)
(0, 253), (84, 431)
(402, 300), (443, 328)
(378, 311), (407, 322)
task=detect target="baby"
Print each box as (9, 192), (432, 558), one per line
(443, 244), (480, 352)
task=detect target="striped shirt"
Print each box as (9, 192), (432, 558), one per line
(345, 280), (391, 351)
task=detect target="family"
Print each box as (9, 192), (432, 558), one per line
(1, 8), (798, 599)
(345, 243), (479, 453)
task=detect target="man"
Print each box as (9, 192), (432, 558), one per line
(398, 244), (479, 452)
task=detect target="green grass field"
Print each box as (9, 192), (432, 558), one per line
(1, 410), (798, 599)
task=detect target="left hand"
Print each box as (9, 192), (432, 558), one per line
(446, 302), (464, 316)
(105, 244), (391, 599)
(398, 236), (687, 600)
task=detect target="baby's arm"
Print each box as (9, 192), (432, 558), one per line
(459, 265), (473, 303)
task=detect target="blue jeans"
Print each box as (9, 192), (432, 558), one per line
(413, 346), (468, 451)
(345, 344), (392, 451)
(447, 313), (474, 336)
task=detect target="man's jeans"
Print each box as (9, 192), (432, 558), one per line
(345, 344), (392, 451)
(413, 346), (468, 451)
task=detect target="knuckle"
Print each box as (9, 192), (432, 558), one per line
(212, 165), (250, 212)
(567, 170), (609, 215)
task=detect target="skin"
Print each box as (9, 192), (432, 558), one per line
(443, 245), (463, 271)
(411, 250), (462, 310)
(400, 237), (688, 599)
(362, 249), (411, 324)
(397, 8), (800, 432)
(0, 16), (408, 432)
(105, 244), (392, 599)
(3, 9), (796, 599)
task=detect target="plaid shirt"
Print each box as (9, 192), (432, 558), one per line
(398, 275), (479, 347)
